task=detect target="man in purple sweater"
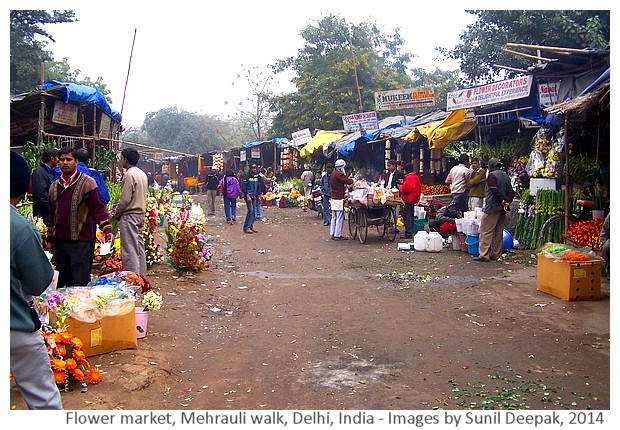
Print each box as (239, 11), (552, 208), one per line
(46, 147), (113, 287)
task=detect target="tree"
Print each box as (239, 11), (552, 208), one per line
(269, 14), (413, 136)
(226, 65), (276, 141)
(443, 10), (610, 86)
(141, 107), (231, 154)
(10, 10), (75, 94)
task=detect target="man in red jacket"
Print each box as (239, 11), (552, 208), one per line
(398, 162), (422, 239)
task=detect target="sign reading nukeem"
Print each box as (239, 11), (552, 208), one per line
(342, 111), (379, 133)
(446, 76), (533, 111)
(374, 88), (435, 111)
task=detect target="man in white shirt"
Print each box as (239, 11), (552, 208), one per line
(445, 153), (470, 214)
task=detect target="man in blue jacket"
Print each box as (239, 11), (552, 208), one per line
(52, 147), (110, 205)
(240, 164), (265, 234)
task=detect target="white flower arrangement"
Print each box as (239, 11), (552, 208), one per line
(142, 290), (163, 312)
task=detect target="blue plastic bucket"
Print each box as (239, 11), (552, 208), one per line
(465, 234), (479, 256)
(502, 229), (513, 252)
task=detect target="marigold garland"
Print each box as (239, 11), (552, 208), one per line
(566, 217), (604, 249)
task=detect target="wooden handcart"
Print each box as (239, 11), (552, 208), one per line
(346, 198), (402, 244)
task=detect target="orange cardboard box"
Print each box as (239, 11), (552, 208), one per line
(536, 254), (601, 301)
(60, 303), (138, 357)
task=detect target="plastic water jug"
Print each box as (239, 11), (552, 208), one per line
(414, 231), (429, 252)
(425, 231), (443, 252)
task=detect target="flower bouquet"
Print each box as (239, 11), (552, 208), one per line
(439, 221), (457, 238)
(142, 290), (163, 312)
(32, 290), (104, 390)
(166, 222), (211, 273)
(144, 201), (163, 267)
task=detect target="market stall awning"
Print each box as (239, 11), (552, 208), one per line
(403, 109), (477, 149)
(300, 130), (345, 158)
(241, 137), (290, 149)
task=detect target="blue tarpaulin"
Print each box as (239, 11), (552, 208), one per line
(241, 137), (290, 148)
(42, 80), (122, 123)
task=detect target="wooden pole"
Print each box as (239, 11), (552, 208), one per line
(564, 117), (570, 239)
(38, 62), (45, 146)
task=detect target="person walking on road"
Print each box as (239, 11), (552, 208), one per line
(219, 169), (244, 225)
(205, 168), (220, 215)
(241, 164), (265, 234)
(475, 158), (515, 262)
(10, 150), (64, 410)
(112, 148), (148, 276)
(300, 164), (315, 202)
(329, 159), (353, 240)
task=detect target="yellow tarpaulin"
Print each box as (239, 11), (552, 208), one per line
(404, 109), (477, 149)
(300, 130), (345, 158)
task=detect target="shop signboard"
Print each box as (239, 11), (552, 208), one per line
(342, 111), (378, 133)
(292, 128), (312, 148)
(538, 81), (560, 107)
(374, 87), (435, 111)
(446, 76), (533, 111)
(52, 101), (78, 126)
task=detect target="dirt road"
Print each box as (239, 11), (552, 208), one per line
(10, 194), (611, 411)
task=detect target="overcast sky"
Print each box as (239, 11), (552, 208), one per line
(23, 2), (481, 128)
(8, 1), (614, 129)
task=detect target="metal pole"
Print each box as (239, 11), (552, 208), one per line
(121, 28), (137, 116)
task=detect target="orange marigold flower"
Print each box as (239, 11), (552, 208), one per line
(53, 370), (67, 384)
(65, 358), (78, 370)
(56, 344), (67, 358)
(71, 368), (85, 381)
(87, 369), (103, 384)
(81, 358), (90, 368)
(71, 337), (83, 349)
(51, 358), (66, 371)
(73, 349), (86, 362)
(59, 332), (73, 343)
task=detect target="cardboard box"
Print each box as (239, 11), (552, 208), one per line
(62, 304), (138, 357)
(537, 254), (601, 301)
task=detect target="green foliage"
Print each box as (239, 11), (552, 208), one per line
(21, 141), (60, 171)
(443, 10), (610, 86)
(94, 145), (117, 179)
(269, 14), (414, 136)
(10, 10), (76, 94)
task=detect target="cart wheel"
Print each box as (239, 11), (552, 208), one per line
(348, 207), (358, 239)
(358, 209), (368, 244)
(384, 207), (397, 242)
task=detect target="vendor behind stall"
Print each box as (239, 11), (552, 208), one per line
(428, 202), (462, 232)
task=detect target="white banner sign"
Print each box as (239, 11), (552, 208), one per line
(538, 82), (560, 107)
(251, 148), (261, 158)
(375, 87), (435, 111)
(342, 111), (378, 133)
(292, 128), (312, 147)
(446, 76), (533, 111)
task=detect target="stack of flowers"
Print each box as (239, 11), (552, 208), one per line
(439, 221), (457, 238)
(165, 220), (212, 273)
(566, 217), (605, 249)
(33, 290), (104, 390)
(144, 197), (163, 267)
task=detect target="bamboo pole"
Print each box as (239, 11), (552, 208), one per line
(506, 43), (592, 54)
(502, 48), (555, 62)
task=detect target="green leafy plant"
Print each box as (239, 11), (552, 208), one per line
(20, 141), (60, 171)
(94, 145), (118, 180)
